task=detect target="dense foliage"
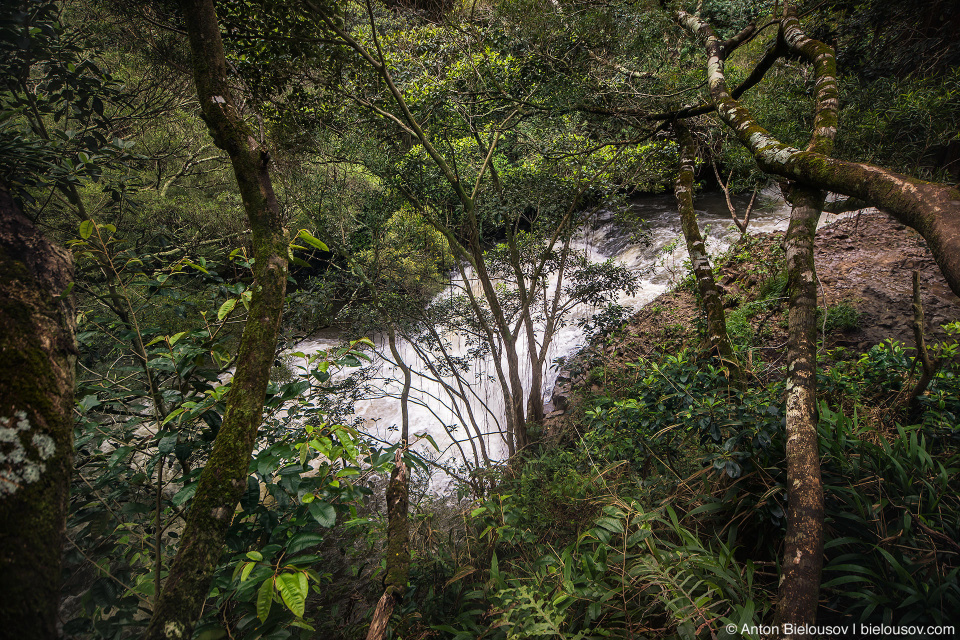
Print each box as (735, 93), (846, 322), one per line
(1, 0), (958, 637)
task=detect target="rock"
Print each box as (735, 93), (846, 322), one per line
(551, 383), (571, 411)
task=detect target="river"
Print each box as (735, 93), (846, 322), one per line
(289, 190), (860, 472)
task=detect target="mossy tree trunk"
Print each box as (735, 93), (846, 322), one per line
(365, 448), (410, 640)
(367, 329), (412, 640)
(679, 9), (838, 635)
(774, 11), (835, 635)
(673, 120), (740, 381)
(777, 185), (825, 637)
(0, 185), (76, 639)
(142, 1), (289, 638)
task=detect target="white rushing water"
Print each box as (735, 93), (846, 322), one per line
(288, 191), (863, 470)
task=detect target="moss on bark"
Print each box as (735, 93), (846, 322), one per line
(673, 121), (741, 381)
(680, 8), (960, 299)
(0, 186), (76, 639)
(143, 1), (289, 638)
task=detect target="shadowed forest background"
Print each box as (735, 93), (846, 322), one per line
(1, 0), (959, 639)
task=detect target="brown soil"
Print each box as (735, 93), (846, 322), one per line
(814, 212), (960, 349)
(547, 212), (960, 427)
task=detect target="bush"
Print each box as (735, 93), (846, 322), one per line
(820, 300), (862, 333)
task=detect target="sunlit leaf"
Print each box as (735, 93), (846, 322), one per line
(217, 298), (237, 321)
(276, 572), (306, 618)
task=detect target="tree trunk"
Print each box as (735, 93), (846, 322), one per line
(907, 270), (937, 405)
(679, 12), (836, 634)
(143, 1), (289, 638)
(674, 121), (740, 380)
(0, 185), (76, 639)
(366, 448), (410, 640)
(775, 186), (824, 638)
(368, 330), (411, 640)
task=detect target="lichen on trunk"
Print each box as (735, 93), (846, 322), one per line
(673, 120), (740, 381)
(143, 1), (290, 638)
(775, 185), (825, 638)
(0, 185), (76, 639)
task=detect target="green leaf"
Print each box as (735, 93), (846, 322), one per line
(246, 550), (264, 562)
(169, 331), (187, 346)
(421, 433), (440, 451)
(256, 577), (274, 622)
(172, 482), (197, 506)
(289, 619), (315, 631)
(297, 571), (308, 601)
(308, 501), (336, 528)
(108, 446), (134, 467)
(240, 562), (256, 583)
(276, 573), (306, 618)
(587, 601), (601, 621)
(626, 529), (651, 546)
(158, 434), (178, 455)
(286, 532), (324, 555)
(78, 394), (100, 413)
(161, 407), (186, 426)
(297, 230), (329, 252)
(217, 298), (237, 321)
(596, 517), (624, 534)
(79, 219), (94, 239)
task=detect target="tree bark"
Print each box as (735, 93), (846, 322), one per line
(679, 12), (835, 635)
(907, 270), (937, 405)
(0, 185), (76, 640)
(143, 1), (289, 638)
(776, 186), (824, 638)
(368, 332), (410, 639)
(674, 121), (740, 380)
(366, 448), (410, 640)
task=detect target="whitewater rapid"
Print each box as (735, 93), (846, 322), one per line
(288, 190), (863, 469)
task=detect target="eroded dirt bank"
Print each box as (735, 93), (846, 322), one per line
(550, 212), (960, 417)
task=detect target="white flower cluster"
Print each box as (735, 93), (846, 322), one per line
(0, 410), (56, 496)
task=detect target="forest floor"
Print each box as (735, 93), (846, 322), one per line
(548, 211), (960, 429)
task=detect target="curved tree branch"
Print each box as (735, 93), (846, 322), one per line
(679, 9), (960, 298)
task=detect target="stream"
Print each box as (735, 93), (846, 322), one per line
(290, 191), (860, 470)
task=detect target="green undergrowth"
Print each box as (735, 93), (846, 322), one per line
(688, 232), (863, 364)
(401, 325), (960, 639)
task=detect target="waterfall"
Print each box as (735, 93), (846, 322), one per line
(290, 191), (830, 469)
